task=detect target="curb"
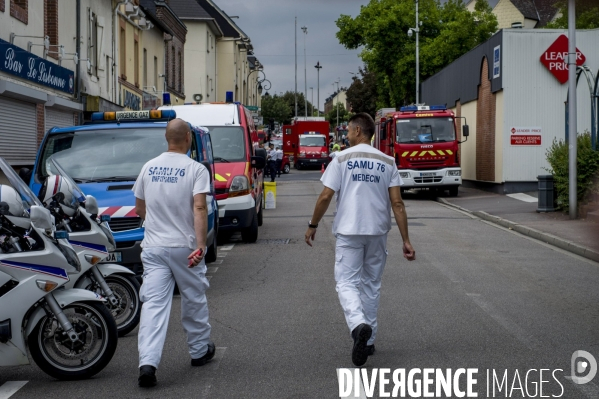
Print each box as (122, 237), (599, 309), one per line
(437, 198), (599, 263)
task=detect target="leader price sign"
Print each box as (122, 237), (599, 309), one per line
(540, 35), (585, 84)
(510, 127), (542, 146)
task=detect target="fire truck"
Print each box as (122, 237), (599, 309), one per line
(373, 105), (469, 196)
(282, 117), (330, 169)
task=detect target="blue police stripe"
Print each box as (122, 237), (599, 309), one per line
(0, 260), (68, 280)
(68, 240), (108, 254)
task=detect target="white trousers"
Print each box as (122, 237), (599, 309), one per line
(335, 234), (388, 345)
(138, 247), (211, 368)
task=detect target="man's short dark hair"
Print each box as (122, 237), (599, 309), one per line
(349, 113), (375, 139)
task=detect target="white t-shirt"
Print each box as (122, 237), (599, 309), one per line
(133, 152), (211, 249)
(276, 149), (284, 160)
(321, 144), (403, 235)
(268, 148), (276, 161)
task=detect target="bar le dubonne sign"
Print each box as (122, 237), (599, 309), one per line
(0, 38), (74, 94)
(540, 34), (586, 84)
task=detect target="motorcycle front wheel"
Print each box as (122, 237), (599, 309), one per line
(101, 274), (141, 337)
(28, 301), (118, 380)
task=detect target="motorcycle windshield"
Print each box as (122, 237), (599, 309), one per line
(47, 159), (86, 204)
(0, 157), (43, 215)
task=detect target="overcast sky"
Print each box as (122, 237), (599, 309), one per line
(213, 0), (367, 111)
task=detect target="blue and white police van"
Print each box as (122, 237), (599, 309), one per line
(21, 110), (219, 276)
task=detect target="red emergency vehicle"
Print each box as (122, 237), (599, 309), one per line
(282, 117), (330, 169)
(374, 105), (469, 196)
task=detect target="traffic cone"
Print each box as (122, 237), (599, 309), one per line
(321, 164), (325, 174)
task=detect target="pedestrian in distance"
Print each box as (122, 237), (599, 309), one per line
(304, 113), (416, 367)
(133, 118), (215, 388)
(267, 143), (277, 182)
(275, 146), (284, 177)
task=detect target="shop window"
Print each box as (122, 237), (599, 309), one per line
(10, 0), (27, 24)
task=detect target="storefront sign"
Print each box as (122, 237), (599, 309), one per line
(123, 88), (141, 111)
(0, 38), (74, 94)
(510, 127), (542, 146)
(540, 35), (586, 84)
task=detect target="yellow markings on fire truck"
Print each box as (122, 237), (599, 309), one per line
(410, 151), (419, 157)
(419, 151), (428, 156)
(215, 174), (227, 182)
(416, 113), (434, 117)
(446, 150), (454, 155)
(437, 150), (446, 156)
(402, 151), (410, 157)
(428, 151), (436, 156)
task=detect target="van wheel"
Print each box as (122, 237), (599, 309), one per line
(283, 164), (290, 174)
(257, 203), (264, 227)
(241, 210), (259, 243)
(205, 222), (218, 263)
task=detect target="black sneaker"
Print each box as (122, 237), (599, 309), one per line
(191, 342), (216, 367)
(366, 344), (375, 356)
(138, 365), (157, 387)
(351, 324), (372, 367)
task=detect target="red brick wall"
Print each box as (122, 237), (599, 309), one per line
(36, 104), (45, 145)
(475, 58), (496, 182)
(44, 0), (58, 60)
(455, 100), (462, 164)
(10, 0), (27, 24)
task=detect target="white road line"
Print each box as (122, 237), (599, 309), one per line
(219, 244), (235, 251)
(0, 381), (28, 399)
(206, 267), (219, 274)
(211, 260), (223, 265)
(337, 368), (367, 399)
(507, 193), (538, 203)
(206, 276), (212, 281)
(217, 253), (227, 258)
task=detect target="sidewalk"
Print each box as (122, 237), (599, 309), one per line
(437, 187), (599, 262)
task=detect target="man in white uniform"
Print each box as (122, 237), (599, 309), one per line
(275, 146), (284, 177)
(305, 113), (416, 367)
(133, 119), (215, 387)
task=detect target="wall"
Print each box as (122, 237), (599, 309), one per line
(452, 100), (478, 181)
(502, 29), (599, 183)
(216, 39), (235, 102)
(493, 0), (526, 29)
(141, 22), (164, 96)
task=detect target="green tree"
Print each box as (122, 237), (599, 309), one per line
(336, 0), (498, 107)
(544, 0), (599, 29)
(325, 103), (350, 131)
(346, 67), (378, 118)
(260, 95), (291, 126)
(279, 91), (315, 123)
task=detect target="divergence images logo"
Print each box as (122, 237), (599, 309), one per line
(571, 350), (597, 385)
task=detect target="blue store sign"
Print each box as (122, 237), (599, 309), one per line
(0, 38), (74, 94)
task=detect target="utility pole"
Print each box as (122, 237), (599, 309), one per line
(310, 87), (313, 116)
(568, 0), (577, 219)
(294, 17), (297, 118)
(315, 61), (322, 117)
(302, 26), (308, 118)
(416, 0), (419, 104)
(336, 79), (340, 133)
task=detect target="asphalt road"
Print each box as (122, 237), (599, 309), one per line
(2, 176), (598, 398)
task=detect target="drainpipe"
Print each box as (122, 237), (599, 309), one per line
(76, 0), (81, 123)
(113, 0), (129, 107)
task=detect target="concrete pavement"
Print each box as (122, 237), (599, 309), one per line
(436, 186), (599, 262)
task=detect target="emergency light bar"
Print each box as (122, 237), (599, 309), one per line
(400, 105), (447, 112)
(90, 110), (177, 122)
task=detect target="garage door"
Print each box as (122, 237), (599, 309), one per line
(0, 96), (37, 165)
(46, 108), (75, 131)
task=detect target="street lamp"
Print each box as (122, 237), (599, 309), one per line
(302, 26), (308, 118)
(314, 61), (322, 117)
(246, 69), (271, 106)
(407, 0), (422, 104)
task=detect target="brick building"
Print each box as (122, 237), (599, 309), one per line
(421, 28), (599, 193)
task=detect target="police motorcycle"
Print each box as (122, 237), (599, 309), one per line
(39, 159), (141, 337)
(0, 158), (118, 380)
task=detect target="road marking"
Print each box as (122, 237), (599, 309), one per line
(197, 348), (227, 397)
(211, 260), (223, 265)
(206, 276), (212, 281)
(337, 368), (366, 398)
(507, 193), (538, 203)
(0, 381), (28, 399)
(217, 253), (227, 258)
(466, 293), (543, 351)
(207, 267), (219, 274)
(219, 244), (235, 251)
